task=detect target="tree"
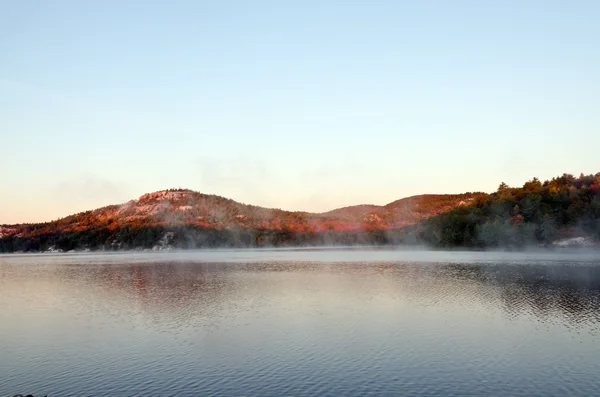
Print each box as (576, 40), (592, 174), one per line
(498, 182), (509, 192)
(523, 177), (542, 192)
(540, 215), (559, 243)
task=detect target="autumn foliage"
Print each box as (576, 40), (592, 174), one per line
(1, 173), (599, 252)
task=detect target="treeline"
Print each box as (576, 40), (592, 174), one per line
(412, 173), (600, 248)
(0, 225), (400, 253)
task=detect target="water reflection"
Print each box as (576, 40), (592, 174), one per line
(4, 259), (598, 330)
(1, 253), (600, 397)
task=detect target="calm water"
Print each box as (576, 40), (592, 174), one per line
(1, 249), (600, 397)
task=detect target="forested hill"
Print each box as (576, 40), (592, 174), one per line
(1, 172), (599, 252)
(411, 173), (600, 248)
(0, 191), (478, 252)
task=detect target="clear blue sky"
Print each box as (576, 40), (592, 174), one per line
(1, 0), (599, 223)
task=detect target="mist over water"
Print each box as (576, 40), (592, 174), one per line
(1, 249), (599, 396)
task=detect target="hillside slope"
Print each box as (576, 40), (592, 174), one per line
(3, 172), (598, 252)
(0, 190), (479, 252)
(410, 173), (600, 248)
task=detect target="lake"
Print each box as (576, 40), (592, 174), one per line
(1, 249), (600, 396)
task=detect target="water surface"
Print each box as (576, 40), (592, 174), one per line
(1, 249), (599, 396)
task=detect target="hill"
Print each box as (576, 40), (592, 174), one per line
(1, 172), (599, 252)
(410, 173), (600, 248)
(0, 190), (480, 252)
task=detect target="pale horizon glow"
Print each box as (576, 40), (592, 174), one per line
(1, 1), (599, 224)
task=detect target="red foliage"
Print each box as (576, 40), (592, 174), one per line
(3, 189), (485, 239)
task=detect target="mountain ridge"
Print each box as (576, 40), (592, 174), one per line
(1, 189), (481, 233)
(0, 189), (482, 251)
(2, 172), (599, 252)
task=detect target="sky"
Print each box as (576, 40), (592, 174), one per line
(1, 0), (599, 224)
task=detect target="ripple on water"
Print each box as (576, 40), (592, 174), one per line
(1, 251), (600, 396)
